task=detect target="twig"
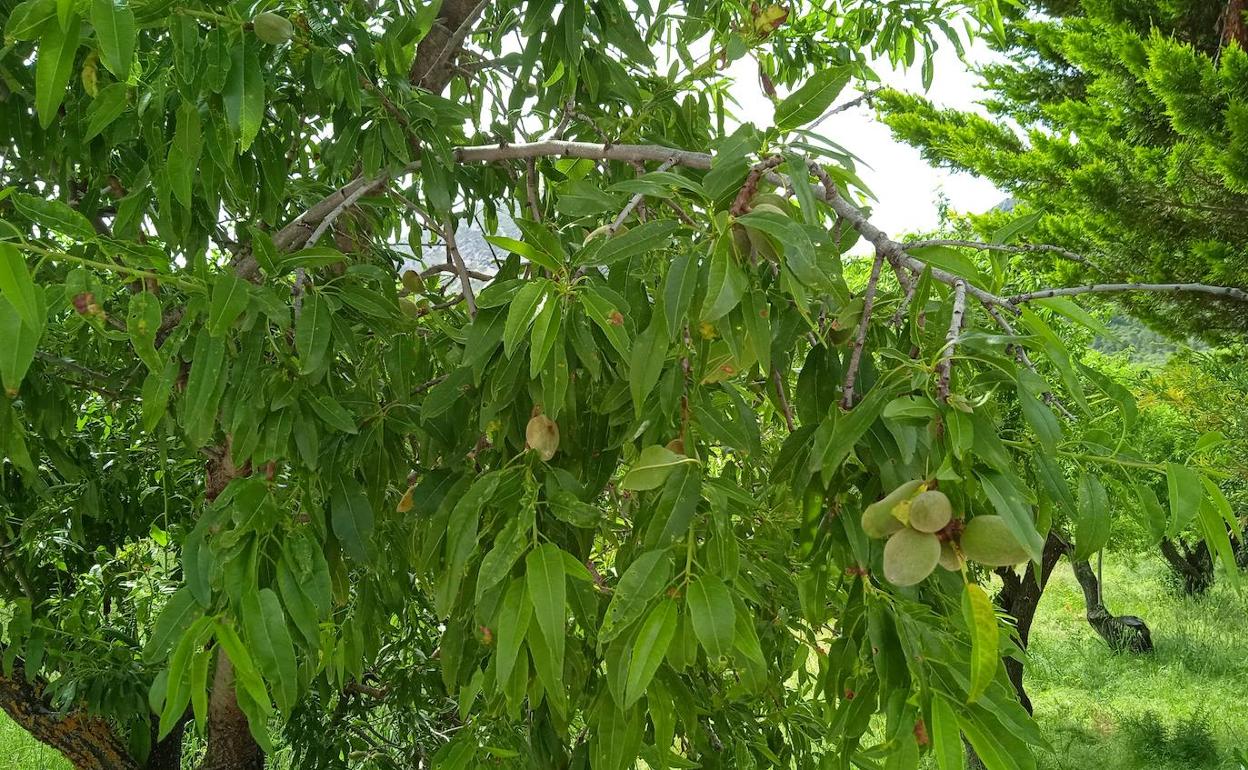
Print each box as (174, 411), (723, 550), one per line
(664, 198), (697, 226)
(1010, 282), (1248, 304)
(729, 156), (784, 216)
(890, 271), (920, 327)
(305, 176), (379, 248)
(903, 238), (1091, 267)
(444, 219), (477, 318)
(525, 158), (542, 221)
(809, 87), (883, 129)
(610, 158), (676, 233)
(936, 280), (967, 402)
(420, 264), (493, 282)
(772, 367), (796, 432)
(984, 304), (1077, 420)
(841, 250), (885, 409)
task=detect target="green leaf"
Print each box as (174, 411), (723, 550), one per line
(623, 600), (677, 707)
(5, 0), (56, 41)
(242, 587), (298, 712)
(599, 550), (673, 643)
(493, 578), (531, 686)
(528, 294), (563, 378)
(212, 622), (274, 725)
(579, 286), (632, 358)
(331, 478), (374, 562)
(589, 220), (683, 267)
(1017, 382), (1060, 453)
(125, 290), (160, 371)
(0, 244), (39, 331)
(223, 42), (265, 151)
(0, 296), (41, 395)
(963, 582), (997, 704)
(1073, 473), (1110, 561)
(182, 330), (227, 446)
(811, 373), (902, 474)
(524, 543), (566, 677)
(307, 393), (357, 434)
(169, 101), (203, 209)
(143, 588), (203, 663)
(1133, 483), (1167, 544)
(630, 315), (667, 415)
(441, 473), (501, 611)
(663, 251), (699, 339)
(91, 0), (136, 78)
(503, 279), (548, 358)
(1165, 462), (1203, 538)
(11, 193), (96, 241)
(774, 65), (851, 131)
(484, 235), (562, 273)
(84, 82), (129, 139)
(296, 293), (332, 373)
(931, 695), (965, 770)
(686, 575), (735, 659)
(990, 210), (1042, 244)
(621, 445), (697, 491)
(976, 470), (1045, 562)
(700, 236), (746, 322)
(207, 273), (249, 337)
(35, 14), (80, 129)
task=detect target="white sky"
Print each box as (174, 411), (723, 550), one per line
(723, 39), (1004, 244)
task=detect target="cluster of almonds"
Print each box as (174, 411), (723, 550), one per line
(861, 481), (1030, 586)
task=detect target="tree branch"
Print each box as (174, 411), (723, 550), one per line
(611, 158), (677, 233)
(1010, 282), (1248, 304)
(842, 250), (885, 409)
(903, 239), (1093, 267)
(936, 280), (967, 402)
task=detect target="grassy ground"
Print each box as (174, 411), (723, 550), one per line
(1027, 556), (1248, 769)
(0, 556), (1243, 769)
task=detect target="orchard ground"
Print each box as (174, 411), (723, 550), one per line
(3, 556), (1243, 770)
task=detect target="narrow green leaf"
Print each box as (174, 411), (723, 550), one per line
(503, 280), (548, 358)
(11, 193), (96, 241)
(295, 293), (332, 373)
(242, 587), (297, 712)
(0, 244), (41, 329)
(600, 550), (674, 643)
(629, 315), (667, 415)
(528, 294), (563, 378)
(35, 14), (80, 129)
(811, 373), (902, 474)
(524, 544), (566, 672)
(493, 578), (530, 685)
(700, 235), (746, 322)
(963, 582), (997, 704)
(1165, 462), (1203, 538)
(931, 696), (965, 770)
(331, 478), (374, 562)
(169, 101), (203, 209)
(0, 296), (41, 395)
(207, 273), (249, 336)
(621, 445), (697, 491)
(223, 42), (265, 151)
(1017, 382), (1060, 453)
(579, 286), (632, 358)
(976, 470), (1045, 562)
(663, 251), (699, 339)
(84, 82), (129, 139)
(686, 575), (734, 659)
(774, 65), (851, 131)
(623, 600), (677, 707)
(143, 588), (202, 663)
(91, 0), (136, 78)
(1073, 473), (1110, 561)
(590, 220), (683, 267)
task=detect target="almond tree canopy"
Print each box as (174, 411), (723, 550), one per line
(0, 1), (1243, 769)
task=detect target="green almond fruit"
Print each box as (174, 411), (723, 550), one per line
(882, 528), (941, 587)
(908, 490), (953, 533)
(860, 479), (923, 539)
(253, 12), (294, 45)
(960, 515), (1031, 567)
(401, 270), (422, 294)
(938, 541), (961, 571)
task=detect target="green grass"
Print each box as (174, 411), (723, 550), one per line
(0, 556), (1243, 769)
(1028, 556), (1248, 769)
(0, 717), (70, 770)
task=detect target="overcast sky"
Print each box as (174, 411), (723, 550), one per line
(723, 39), (1004, 245)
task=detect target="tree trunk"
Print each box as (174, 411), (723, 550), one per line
(994, 533), (1066, 714)
(1158, 537), (1214, 595)
(146, 717), (186, 770)
(0, 664), (138, 770)
(197, 652), (264, 770)
(1068, 557), (1153, 653)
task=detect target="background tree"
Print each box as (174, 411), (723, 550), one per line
(877, 0), (1248, 339)
(1, 1), (1244, 769)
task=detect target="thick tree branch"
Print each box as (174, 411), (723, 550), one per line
(1010, 282), (1248, 304)
(409, 0), (489, 92)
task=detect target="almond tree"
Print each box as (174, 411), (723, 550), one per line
(0, 1), (1243, 769)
